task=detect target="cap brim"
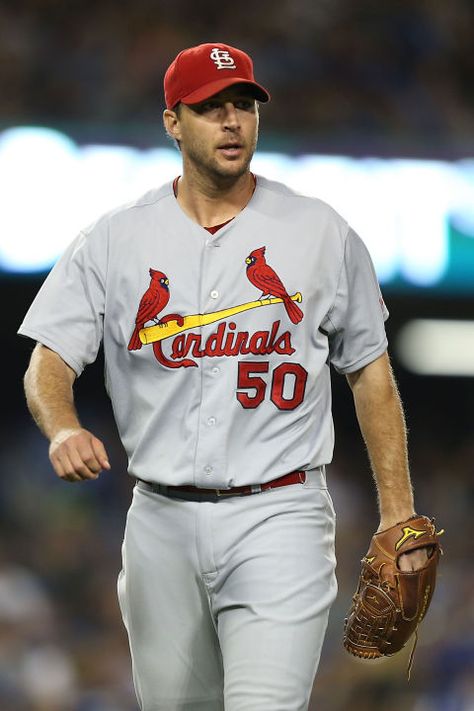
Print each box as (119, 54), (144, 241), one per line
(180, 78), (270, 106)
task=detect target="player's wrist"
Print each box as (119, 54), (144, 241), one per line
(49, 425), (83, 446)
(377, 510), (417, 532)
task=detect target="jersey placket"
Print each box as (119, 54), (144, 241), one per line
(192, 236), (229, 488)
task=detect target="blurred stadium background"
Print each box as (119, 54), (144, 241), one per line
(1, 1), (473, 709)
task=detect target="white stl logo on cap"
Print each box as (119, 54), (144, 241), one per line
(210, 47), (236, 70)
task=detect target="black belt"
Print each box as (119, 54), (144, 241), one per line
(136, 469), (307, 498)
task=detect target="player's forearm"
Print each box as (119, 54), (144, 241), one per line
(23, 344), (81, 441)
(347, 352), (415, 530)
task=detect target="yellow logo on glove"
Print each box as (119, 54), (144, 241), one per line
(395, 526), (427, 551)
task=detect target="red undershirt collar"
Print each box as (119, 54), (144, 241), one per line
(172, 174), (256, 234)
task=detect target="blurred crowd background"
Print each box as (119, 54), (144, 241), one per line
(1, 1), (473, 710)
(1, 0), (474, 155)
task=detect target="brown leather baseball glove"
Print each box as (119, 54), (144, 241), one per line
(343, 514), (443, 674)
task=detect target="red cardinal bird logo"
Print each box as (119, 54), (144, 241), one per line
(128, 268), (170, 350)
(245, 246), (303, 324)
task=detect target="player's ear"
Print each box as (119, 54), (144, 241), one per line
(163, 108), (182, 143)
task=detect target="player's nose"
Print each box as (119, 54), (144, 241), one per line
(222, 102), (240, 129)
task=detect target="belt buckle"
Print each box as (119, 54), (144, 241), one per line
(215, 488), (236, 497)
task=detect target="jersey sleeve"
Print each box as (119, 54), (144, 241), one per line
(322, 227), (389, 374)
(17, 222), (107, 376)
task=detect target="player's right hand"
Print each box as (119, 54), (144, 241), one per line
(49, 427), (111, 482)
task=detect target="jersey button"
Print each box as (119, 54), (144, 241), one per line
(211, 366), (220, 375)
(207, 417), (216, 426)
(204, 465), (213, 475)
(210, 290), (219, 299)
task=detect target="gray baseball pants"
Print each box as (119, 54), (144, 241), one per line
(117, 467), (337, 710)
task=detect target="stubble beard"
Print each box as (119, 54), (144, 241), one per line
(184, 130), (258, 187)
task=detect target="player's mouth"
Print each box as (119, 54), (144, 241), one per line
(217, 142), (244, 159)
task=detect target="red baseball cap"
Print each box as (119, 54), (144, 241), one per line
(164, 42), (271, 109)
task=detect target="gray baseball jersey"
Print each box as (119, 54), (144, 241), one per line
(18, 175), (388, 488)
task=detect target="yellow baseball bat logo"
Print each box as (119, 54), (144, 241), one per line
(139, 292), (302, 345)
(395, 526), (427, 551)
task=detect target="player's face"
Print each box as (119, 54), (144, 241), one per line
(167, 86), (259, 183)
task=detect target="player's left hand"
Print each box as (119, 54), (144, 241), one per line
(343, 515), (443, 665)
(398, 546), (431, 571)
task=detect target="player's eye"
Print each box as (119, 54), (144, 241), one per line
(235, 99), (255, 111)
(197, 101), (221, 113)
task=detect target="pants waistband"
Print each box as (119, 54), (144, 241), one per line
(136, 467), (325, 501)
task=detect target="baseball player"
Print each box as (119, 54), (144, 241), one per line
(18, 42), (429, 711)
